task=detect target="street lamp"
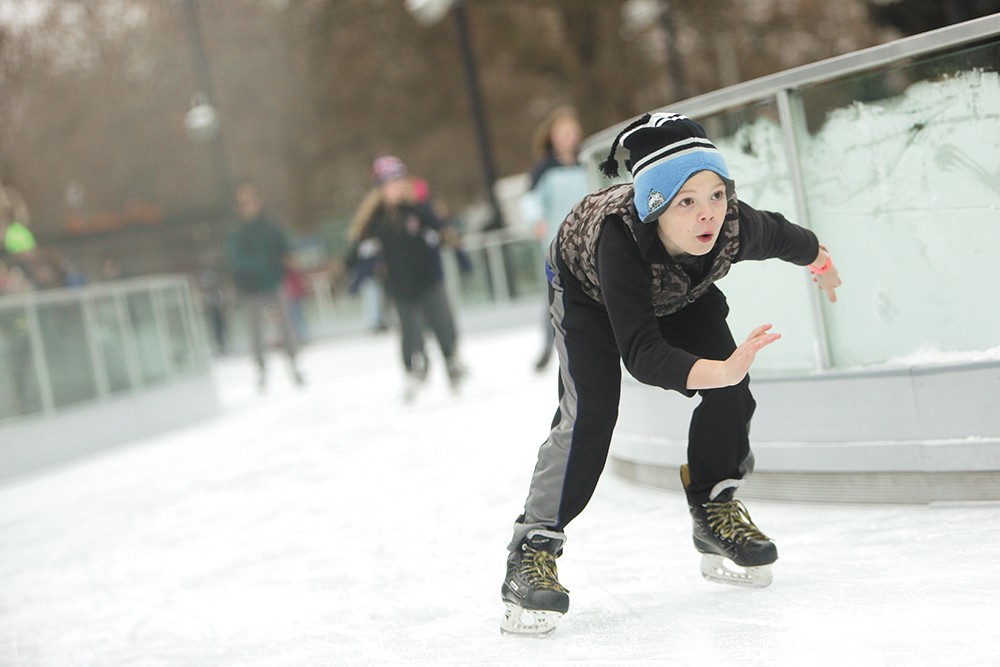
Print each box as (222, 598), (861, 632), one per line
(407, 0), (504, 230)
(181, 0), (233, 203)
(622, 0), (688, 102)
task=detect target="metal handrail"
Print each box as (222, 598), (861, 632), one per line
(581, 13), (1000, 155)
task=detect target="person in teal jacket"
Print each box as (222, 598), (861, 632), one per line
(226, 180), (304, 391)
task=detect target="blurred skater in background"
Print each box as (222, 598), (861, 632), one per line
(346, 156), (466, 402)
(520, 107), (590, 372)
(227, 179), (304, 392)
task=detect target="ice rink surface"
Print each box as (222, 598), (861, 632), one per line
(2, 325), (999, 666)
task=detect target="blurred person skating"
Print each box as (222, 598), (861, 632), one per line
(520, 107), (590, 372)
(0, 200), (66, 290)
(226, 179), (304, 391)
(283, 262), (310, 345)
(345, 156), (466, 402)
(500, 113), (842, 637)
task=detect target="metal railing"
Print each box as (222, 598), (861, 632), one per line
(580, 14), (1000, 374)
(0, 276), (212, 423)
(583, 16), (1000, 503)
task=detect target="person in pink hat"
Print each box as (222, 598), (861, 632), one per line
(346, 155), (466, 401)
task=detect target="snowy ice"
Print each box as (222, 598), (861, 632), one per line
(2, 323), (999, 666)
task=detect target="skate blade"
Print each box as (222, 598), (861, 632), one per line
(500, 602), (562, 637)
(700, 554), (773, 588)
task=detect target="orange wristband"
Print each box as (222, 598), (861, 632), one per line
(809, 254), (832, 275)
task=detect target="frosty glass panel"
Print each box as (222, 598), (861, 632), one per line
(698, 101), (820, 374)
(455, 246), (495, 304)
(35, 301), (99, 408)
(794, 40), (1000, 366)
(90, 293), (134, 393)
(503, 238), (547, 298)
(0, 305), (43, 419)
(160, 284), (197, 374)
(126, 291), (168, 385)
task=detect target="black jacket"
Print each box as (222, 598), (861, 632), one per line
(347, 201), (445, 300)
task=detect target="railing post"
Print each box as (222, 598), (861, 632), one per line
(23, 300), (56, 414)
(80, 294), (111, 400)
(776, 89), (833, 371)
(151, 281), (177, 377)
(116, 286), (145, 390)
(485, 233), (511, 303)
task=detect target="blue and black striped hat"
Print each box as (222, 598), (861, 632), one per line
(599, 112), (731, 223)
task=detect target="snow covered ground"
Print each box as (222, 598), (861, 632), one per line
(2, 323), (999, 666)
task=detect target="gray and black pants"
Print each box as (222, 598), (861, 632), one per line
(243, 288), (299, 374)
(509, 263), (756, 550)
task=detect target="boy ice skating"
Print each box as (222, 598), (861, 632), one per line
(501, 112), (841, 637)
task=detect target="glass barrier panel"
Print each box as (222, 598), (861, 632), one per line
(699, 100), (821, 374)
(0, 304), (44, 419)
(794, 40), (1000, 366)
(35, 300), (99, 408)
(89, 292), (135, 394)
(455, 247), (496, 305)
(503, 239), (547, 299)
(161, 284), (198, 374)
(126, 290), (169, 385)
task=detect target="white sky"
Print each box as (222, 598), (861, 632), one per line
(2, 324), (999, 666)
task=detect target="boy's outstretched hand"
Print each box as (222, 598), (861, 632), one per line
(686, 323), (781, 390)
(809, 245), (842, 303)
(814, 264), (842, 303)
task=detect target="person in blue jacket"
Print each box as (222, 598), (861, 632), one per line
(521, 107), (591, 371)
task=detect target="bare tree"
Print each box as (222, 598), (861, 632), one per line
(0, 0), (903, 276)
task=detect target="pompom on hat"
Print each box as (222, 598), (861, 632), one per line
(372, 155), (409, 186)
(599, 112), (732, 223)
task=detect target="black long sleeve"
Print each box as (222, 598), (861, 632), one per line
(596, 218), (700, 392)
(735, 201), (819, 265)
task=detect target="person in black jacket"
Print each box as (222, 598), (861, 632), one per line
(500, 113), (842, 637)
(227, 179), (303, 391)
(346, 156), (466, 402)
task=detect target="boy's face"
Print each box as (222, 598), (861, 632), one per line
(654, 170), (727, 257)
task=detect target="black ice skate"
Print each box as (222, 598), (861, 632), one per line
(682, 465), (777, 588)
(500, 532), (569, 637)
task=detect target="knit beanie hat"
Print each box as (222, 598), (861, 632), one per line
(372, 155), (408, 186)
(599, 112), (731, 223)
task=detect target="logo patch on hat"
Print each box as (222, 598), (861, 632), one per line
(647, 189), (666, 213)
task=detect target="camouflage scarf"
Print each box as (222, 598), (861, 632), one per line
(555, 183), (740, 316)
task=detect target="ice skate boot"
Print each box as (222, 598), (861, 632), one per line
(445, 356), (467, 391)
(402, 354), (428, 403)
(500, 532), (569, 637)
(682, 465), (777, 588)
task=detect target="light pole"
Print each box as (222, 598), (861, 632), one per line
(181, 0), (233, 205)
(407, 0), (504, 230)
(622, 0), (688, 102)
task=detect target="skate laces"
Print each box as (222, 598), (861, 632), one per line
(705, 498), (770, 544)
(520, 545), (569, 594)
